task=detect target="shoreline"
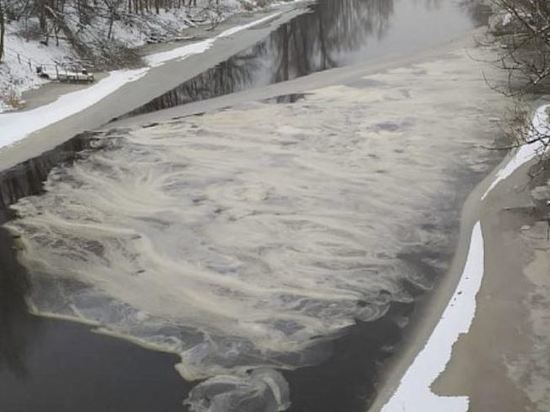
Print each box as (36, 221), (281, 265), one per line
(368, 144), (500, 411)
(432, 105), (550, 411)
(369, 155), (511, 411)
(371, 103), (550, 411)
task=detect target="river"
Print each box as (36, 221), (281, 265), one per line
(126, 0), (488, 116)
(0, 0), (499, 411)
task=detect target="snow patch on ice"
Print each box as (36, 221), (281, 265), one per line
(146, 11), (282, 67)
(482, 104), (550, 199)
(0, 69), (148, 147)
(217, 11), (282, 38)
(145, 39), (216, 67)
(381, 221), (485, 412)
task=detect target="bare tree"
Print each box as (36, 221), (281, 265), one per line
(0, 0), (5, 63)
(490, 0), (550, 95)
(102, 0), (125, 39)
(488, 0), (550, 157)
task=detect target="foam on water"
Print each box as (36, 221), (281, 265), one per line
(6, 53), (506, 410)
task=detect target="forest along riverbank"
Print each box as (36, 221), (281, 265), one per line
(0, 25), (511, 411)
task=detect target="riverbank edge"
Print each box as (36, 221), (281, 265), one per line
(368, 151), (501, 411)
(430, 100), (550, 411)
(368, 106), (547, 411)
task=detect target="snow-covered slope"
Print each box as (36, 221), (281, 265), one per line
(0, 0), (255, 112)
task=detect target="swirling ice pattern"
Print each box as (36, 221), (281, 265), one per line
(7, 55), (503, 411)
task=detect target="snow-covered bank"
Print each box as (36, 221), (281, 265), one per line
(482, 104), (550, 198)
(0, 0), (281, 112)
(0, 69), (148, 148)
(146, 10), (282, 67)
(381, 222), (485, 412)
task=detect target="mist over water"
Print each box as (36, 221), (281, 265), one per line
(6, 44), (505, 409)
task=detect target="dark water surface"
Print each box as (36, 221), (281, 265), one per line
(0, 0), (489, 411)
(0, 136), (190, 411)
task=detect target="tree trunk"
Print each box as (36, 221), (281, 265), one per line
(0, 0), (5, 63)
(39, 0), (49, 45)
(107, 11), (114, 39)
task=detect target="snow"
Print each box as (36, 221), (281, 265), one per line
(0, 21), (75, 109)
(0, 101), (10, 114)
(105, 7), (195, 48)
(0, 69), (148, 147)
(217, 11), (282, 38)
(381, 221), (485, 412)
(145, 39), (215, 67)
(482, 104), (550, 199)
(61, 0), (240, 52)
(146, 11), (282, 67)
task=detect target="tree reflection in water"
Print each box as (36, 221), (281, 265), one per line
(129, 0), (395, 116)
(272, 0), (394, 79)
(127, 0), (487, 117)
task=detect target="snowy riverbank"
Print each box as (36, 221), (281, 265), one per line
(0, 0), (287, 112)
(378, 103), (550, 412)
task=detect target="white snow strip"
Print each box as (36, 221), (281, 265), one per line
(482, 104), (550, 199)
(145, 38), (215, 67)
(381, 221), (485, 412)
(0, 68), (149, 148)
(146, 11), (282, 67)
(217, 11), (282, 38)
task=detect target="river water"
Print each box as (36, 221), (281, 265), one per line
(0, 1), (496, 411)
(127, 0), (488, 116)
